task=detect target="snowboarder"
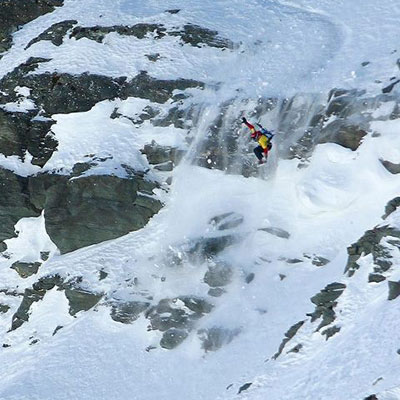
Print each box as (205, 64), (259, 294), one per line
(241, 117), (274, 164)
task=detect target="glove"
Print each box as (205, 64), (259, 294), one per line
(242, 117), (247, 123)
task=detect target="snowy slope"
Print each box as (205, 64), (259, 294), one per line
(1, 0), (400, 400)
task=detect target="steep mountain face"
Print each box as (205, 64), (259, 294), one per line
(1, 1), (400, 399)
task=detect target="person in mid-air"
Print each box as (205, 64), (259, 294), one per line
(242, 117), (274, 164)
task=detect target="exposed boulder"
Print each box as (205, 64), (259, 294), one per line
(70, 24), (167, 42)
(0, 167), (162, 254)
(64, 287), (103, 316)
(69, 23), (234, 49)
(321, 325), (341, 340)
(169, 24), (234, 49)
(160, 328), (188, 349)
(368, 273), (386, 283)
(11, 274), (102, 329)
(11, 274), (63, 330)
(110, 301), (150, 324)
(146, 296), (213, 348)
(186, 234), (238, 261)
(0, 168), (40, 242)
(383, 197), (400, 219)
(345, 226), (400, 276)
(141, 140), (183, 165)
(0, 303), (10, 313)
(273, 320), (305, 359)
(238, 383), (253, 395)
(382, 79), (400, 94)
(319, 123), (367, 151)
(380, 159), (400, 175)
(25, 20), (78, 49)
(0, 109), (57, 167)
(198, 327), (240, 352)
(11, 261), (41, 278)
(388, 281), (400, 301)
(29, 172), (162, 254)
(308, 282), (346, 331)
(258, 226), (290, 239)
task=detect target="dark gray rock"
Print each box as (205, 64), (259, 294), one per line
(258, 227), (290, 239)
(25, 20), (77, 49)
(11, 274), (62, 330)
(0, 241), (7, 252)
(388, 281), (400, 300)
(160, 328), (188, 349)
(70, 24), (167, 43)
(288, 343), (303, 353)
(380, 159), (400, 174)
(40, 251), (50, 261)
(186, 234), (238, 262)
(141, 141), (182, 165)
(319, 122), (367, 151)
(99, 270), (108, 280)
(286, 258), (303, 264)
(274, 320), (305, 359)
(198, 327), (240, 352)
(0, 303), (10, 313)
(145, 53), (161, 62)
(310, 282), (346, 306)
(0, 0), (63, 56)
(345, 225), (400, 276)
(0, 168), (40, 242)
(368, 273), (386, 283)
(170, 24), (234, 49)
(52, 325), (63, 335)
(383, 197), (400, 219)
(204, 262), (233, 287)
(146, 296), (213, 333)
(321, 325), (341, 339)
(238, 383), (252, 394)
(110, 301), (150, 324)
(69, 23), (234, 50)
(304, 254), (330, 267)
(11, 261), (41, 278)
(152, 105), (188, 129)
(307, 283), (346, 331)
(383, 80), (400, 94)
(245, 273), (255, 284)
(29, 173), (162, 254)
(0, 109), (57, 167)
(64, 287), (102, 316)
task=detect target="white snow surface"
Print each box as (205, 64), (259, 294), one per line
(1, 0), (400, 399)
